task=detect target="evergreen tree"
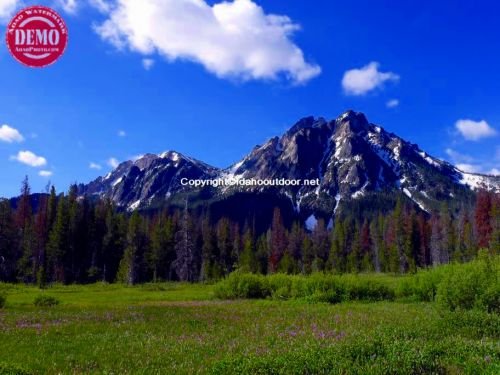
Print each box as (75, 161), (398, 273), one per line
(475, 190), (493, 249)
(117, 211), (148, 284)
(47, 194), (70, 282)
(328, 219), (345, 272)
(216, 218), (233, 275)
(200, 214), (220, 280)
(173, 201), (198, 281)
(269, 208), (287, 273)
(347, 222), (361, 273)
(239, 227), (258, 273)
(360, 219), (373, 272)
(256, 233), (269, 274)
(311, 218), (329, 271)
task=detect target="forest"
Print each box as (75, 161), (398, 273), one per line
(0, 176), (498, 285)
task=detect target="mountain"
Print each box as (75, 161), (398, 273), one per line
(80, 110), (500, 224)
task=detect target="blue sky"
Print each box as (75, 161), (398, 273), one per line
(0, 0), (499, 197)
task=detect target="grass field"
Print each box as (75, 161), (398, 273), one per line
(0, 279), (499, 374)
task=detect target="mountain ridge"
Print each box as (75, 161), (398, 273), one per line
(79, 110), (500, 220)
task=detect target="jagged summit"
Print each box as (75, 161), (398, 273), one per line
(80, 111), (500, 215)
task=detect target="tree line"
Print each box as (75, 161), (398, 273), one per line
(0, 177), (498, 285)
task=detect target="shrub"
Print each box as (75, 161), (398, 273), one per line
(0, 294), (5, 309)
(214, 272), (397, 303)
(397, 266), (447, 302)
(436, 252), (498, 312)
(214, 272), (270, 299)
(479, 283), (500, 314)
(343, 276), (395, 302)
(33, 295), (60, 307)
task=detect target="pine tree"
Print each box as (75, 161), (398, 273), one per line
(0, 199), (17, 281)
(255, 234), (269, 274)
(369, 215), (384, 272)
(360, 219), (373, 272)
(239, 227), (258, 273)
(475, 190), (493, 249)
(302, 234), (314, 274)
(347, 222), (361, 273)
(287, 222), (303, 272)
(311, 218), (329, 271)
(16, 176), (34, 281)
(47, 194), (70, 282)
(216, 218), (233, 275)
(416, 213), (430, 267)
(173, 201), (197, 281)
(117, 211), (148, 284)
(328, 219), (345, 272)
(269, 208), (287, 273)
(430, 214), (442, 267)
(200, 214), (220, 280)
(489, 194), (500, 254)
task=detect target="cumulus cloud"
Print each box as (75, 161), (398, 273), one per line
(0, 124), (24, 143)
(89, 162), (102, 170)
(455, 119), (497, 141)
(39, 170), (53, 177)
(10, 150), (47, 167)
(118, 130), (127, 137)
(142, 58), (155, 71)
(107, 157), (119, 168)
(94, 0), (320, 84)
(0, 0), (19, 20)
(456, 163), (481, 174)
(488, 168), (499, 176)
(89, 0), (111, 13)
(445, 147), (499, 175)
(56, 0), (78, 14)
(386, 99), (399, 108)
(445, 148), (474, 164)
(342, 62), (399, 96)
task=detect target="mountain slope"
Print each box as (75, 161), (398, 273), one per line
(81, 111), (500, 216)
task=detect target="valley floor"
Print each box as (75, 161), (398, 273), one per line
(0, 283), (498, 374)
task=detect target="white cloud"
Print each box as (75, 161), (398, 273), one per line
(456, 163), (481, 173)
(142, 58), (155, 71)
(386, 99), (399, 108)
(446, 148), (499, 175)
(39, 170), (53, 177)
(89, 0), (111, 13)
(56, 0), (78, 14)
(0, 124), (24, 143)
(488, 168), (499, 176)
(455, 119), (497, 141)
(10, 150), (47, 167)
(107, 157), (119, 168)
(89, 162), (102, 170)
(342, 62), (399, 96)
(94, 0), (320, 84)
(118, 130), (127, 137)
(0, 0), (19, 20)
(130, 154), (144, 161)
(445, 148), (474, 163)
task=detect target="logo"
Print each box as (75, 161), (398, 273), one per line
(6, 6), (68, 68)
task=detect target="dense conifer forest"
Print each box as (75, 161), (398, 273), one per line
(0, 177), (498, 285)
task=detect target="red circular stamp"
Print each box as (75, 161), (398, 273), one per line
(5, 6), (68, 68)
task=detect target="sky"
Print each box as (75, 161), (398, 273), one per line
(0, 0), (499, 197)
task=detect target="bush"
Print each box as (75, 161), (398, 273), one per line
(436, 252), (498, 312)
(397, 266), (447, 302)
(341, 275), (395, 302)
(214, 272), (270, 299)
(214, 272), (396, 303)
(33, 295), (60, 307)
(0, 294), (5, 309)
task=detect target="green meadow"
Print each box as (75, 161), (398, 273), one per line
(0, 256), (498, 374)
